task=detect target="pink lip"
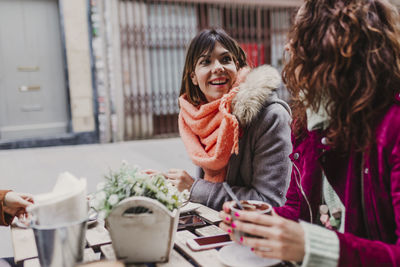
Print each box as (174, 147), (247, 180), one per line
(210, 84), (228, 89)
(209, 77), (228, 83)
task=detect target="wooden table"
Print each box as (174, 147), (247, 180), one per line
(11, 203), (292, 267)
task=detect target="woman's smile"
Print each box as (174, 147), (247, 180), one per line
(191, 42), (238, 102)
(209, 77), (229, 86)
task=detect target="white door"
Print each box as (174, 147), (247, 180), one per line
(0, 0), (68, 140)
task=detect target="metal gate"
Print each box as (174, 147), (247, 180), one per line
(118, 0), (298, 140)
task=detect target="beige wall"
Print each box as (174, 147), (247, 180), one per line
(61, 0), (95, 133)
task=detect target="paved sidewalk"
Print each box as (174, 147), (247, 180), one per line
(0, 137), (195, 257)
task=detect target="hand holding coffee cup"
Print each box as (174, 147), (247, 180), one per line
(229, 200), (272, 242)
(220, 200), (306, 261)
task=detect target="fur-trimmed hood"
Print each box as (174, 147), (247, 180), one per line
(232, 65), (282, 126)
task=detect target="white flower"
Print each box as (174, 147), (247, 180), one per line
(181, 189), (190, 200)
(94, 161), (190, 218)
(133, 184), (143, 194)
(108, 194), (119, 206)
(126, 177), (135, 184)
(136, 173), (149, 180)
(90, 198), (101, 210)
(156, 192), (168, 203)
(96, 182), (106, 191)
(134, 187), (144, 196)
(95, 191), (107, 202)
(166, 182), (174, 190)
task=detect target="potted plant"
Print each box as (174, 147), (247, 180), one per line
(90, 163), (189, 263)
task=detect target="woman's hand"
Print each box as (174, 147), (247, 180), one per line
(164, 169), (194, 192)
(141, 169), (162, 176)
(3, 192), (34, 218)
(219, 201), (305, 262)
(219, 201), (235, 228)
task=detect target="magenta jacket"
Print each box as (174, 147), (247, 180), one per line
(275, 95), (400, 267)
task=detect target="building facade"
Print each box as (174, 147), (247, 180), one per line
(91, 0), (301, 143)
(0, 0), (301, 148)
(0, 0), (97, 149)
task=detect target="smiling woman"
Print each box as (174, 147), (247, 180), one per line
(190, 43), (238, 102)
(162, 29), (292, 211)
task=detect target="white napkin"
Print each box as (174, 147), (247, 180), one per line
(27, 172), (88, 226)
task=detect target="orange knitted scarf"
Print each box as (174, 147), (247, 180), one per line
(178, 68), (250, 183)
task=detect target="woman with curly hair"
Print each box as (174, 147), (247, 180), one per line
(219, 0), (400, 266)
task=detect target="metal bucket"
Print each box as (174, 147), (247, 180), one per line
(31, 219), (87, 267)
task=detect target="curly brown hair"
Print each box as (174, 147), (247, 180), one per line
(179, 28), (247, 106)
(283, 0), (400, 152)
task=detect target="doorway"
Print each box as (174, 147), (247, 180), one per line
(0, 0), (69, 140)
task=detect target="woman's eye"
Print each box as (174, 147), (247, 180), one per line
(222, 56), (232, 63)
(200, 59), (210, 65)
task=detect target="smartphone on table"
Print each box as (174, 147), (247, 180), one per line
(178, 214), (207, 230)
(186, 234), (233, 251)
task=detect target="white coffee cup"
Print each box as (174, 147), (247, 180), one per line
(230, 200), (272, 241)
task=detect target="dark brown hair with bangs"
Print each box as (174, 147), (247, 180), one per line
(283, 0), (400, 152)
(179, 28), (247, 106)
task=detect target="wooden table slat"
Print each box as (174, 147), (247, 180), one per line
(84, 248), (102, 262)
(23, 258), (39, 267)
(195, 225), (226, 237)
(195, 205), (222, 224)
(11, 228), (37, 263)
(77, 260), (124, 267)
(156, 249), (193, 267)
(86, 222), (112, 247)
(174, 230), (225, 267)
(180, 202), (201, 214)
(100, 244), (117, 261)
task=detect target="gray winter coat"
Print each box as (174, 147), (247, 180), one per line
(189, 65), (292, 211)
